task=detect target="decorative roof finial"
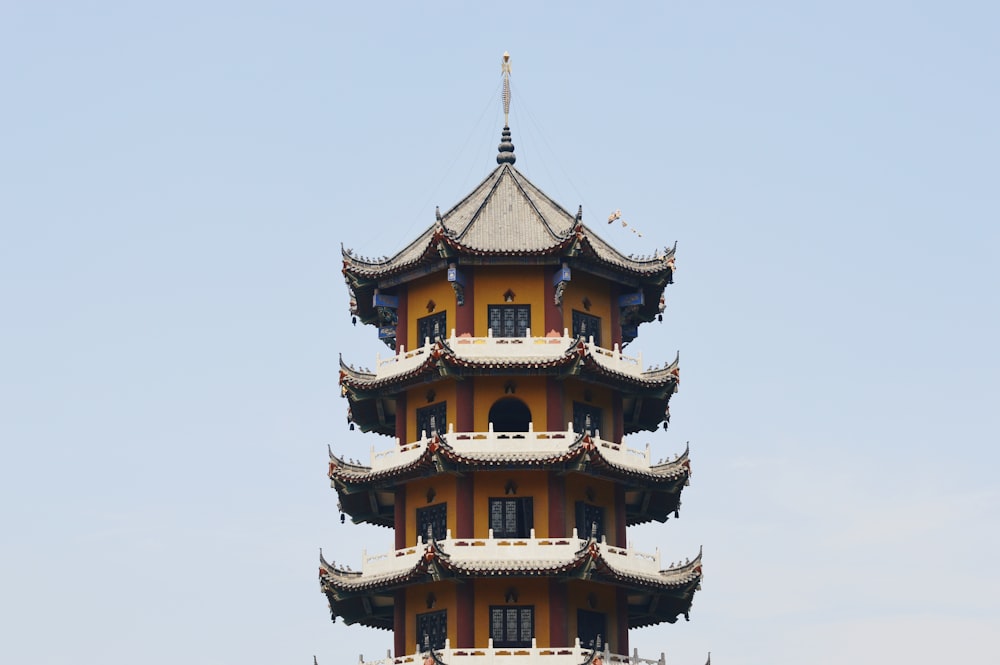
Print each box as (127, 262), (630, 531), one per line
(501, 51), (512, 126)
(497, 52), (516, 165)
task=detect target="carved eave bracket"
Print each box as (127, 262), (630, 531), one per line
(447, 263), (466, 307)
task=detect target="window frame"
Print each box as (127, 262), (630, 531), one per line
(576, 609), (607, 650)
(418, 311), (447, 344)
(575, 501), (606, 541)
(572, 310), (602, 346)
(487, 305), (531, 338)
(488, 497), (534, 538)
(416, 401), (447, 439)
(416, 502), (448, 542)
(573, 402), (603, 438)
(416, 609), (448, 651)
(489, 605), (534, 648)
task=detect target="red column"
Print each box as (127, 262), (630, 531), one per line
(396, 393), (408, 444)
(614, 484), (626, 547)
(609, 283), (621, 348)
(395, 487), (406, 549)
(455, 267), (474, 335)
(616, 587), (629, 652)
(456, 380), (474, 432)
(612, 392), (624, 445)
(547, 471), (566, 538)
(456, 582), (475, 647)
(456, 475), (474, 538)
(394, 589), (407, 655)
(544, 267), (562, 335)
(549, 578), (568, 647)
(396, 285), (409, 349)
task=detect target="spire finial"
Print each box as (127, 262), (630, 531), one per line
(501, 51), (512, 126)
(497, 52), (516, 165)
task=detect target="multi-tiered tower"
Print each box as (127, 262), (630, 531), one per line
(322, 55), (701, 665)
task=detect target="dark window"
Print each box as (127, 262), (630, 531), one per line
(490, 606), (534, 648)
(417, 610), (448, 650)
(488, 305), (531, 338)
(489, 497), (533, 538)
(575, 501), (606, 540)
(417, 503), (447, 542)
(418, 311), (447, 344)
(573, 402), (603, 437)
(572, 311), (602, 346)
(416, 402), (447, 438)
(577, 610), (606, 649)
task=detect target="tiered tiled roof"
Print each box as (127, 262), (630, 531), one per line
(329, 429), (691, 527)
(340, 333), (679, 436)
(320, 532), (701, 630)
(343, 161), (674, 327)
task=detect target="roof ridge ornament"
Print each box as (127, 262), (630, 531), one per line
(497, 52), (516, 165)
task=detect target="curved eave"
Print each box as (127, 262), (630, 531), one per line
(341, 342), (679, 394)
(340, 341), (678, 435)
(330, 437), (689, 489)
(319, 539), (702, 628)
(330, 440), (690, 528)
(576, 224), (676, 278)
(342, 226), (442, 282)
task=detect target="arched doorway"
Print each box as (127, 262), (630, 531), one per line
(488, 397), (532, 433)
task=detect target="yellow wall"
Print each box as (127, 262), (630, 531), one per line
(399, 266), (626, 650)
(405, 582), (458, 652)
(473, 266), (546, 336)
(407, 274), (458, 346)
(559, 271), (613, 345)
(472, 470), (550, 539)
(472, 578), (551, 648)
(405, 475), (458, 546)
(473, 376), (549, 432)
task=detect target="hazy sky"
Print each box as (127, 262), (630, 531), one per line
(2, 2), (997, 664)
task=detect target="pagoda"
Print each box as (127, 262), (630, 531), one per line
(321, 54), (701, 665)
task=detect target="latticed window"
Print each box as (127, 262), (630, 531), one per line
(416, 402), (447, 438)
(489, 497), (533, 538)
(573, 402), (603, 437)
(572, 310), (602, 346)
(417, 610), (448, 650)
(418, 311), (447, 343)
(577, 610), (606, 649)
(488, 305), (530, 337)
(490, 606), (534, 648)
(575, 501), (606, 540)
(416, 503), (447, 542)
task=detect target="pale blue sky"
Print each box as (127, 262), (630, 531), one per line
(2, 2), (997, 664)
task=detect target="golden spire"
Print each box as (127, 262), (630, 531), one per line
(501, 51), (512, 126)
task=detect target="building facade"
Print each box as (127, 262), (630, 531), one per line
(321, 59), (701, 665)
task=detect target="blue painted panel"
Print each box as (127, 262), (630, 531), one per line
(618, 292), (645, 307)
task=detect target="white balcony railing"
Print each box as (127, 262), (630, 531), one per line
(355, 533), (667, 581)
(359, 639), (666, 665)
(367, 424), (652, 473)
(373, 330), (646, 380)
